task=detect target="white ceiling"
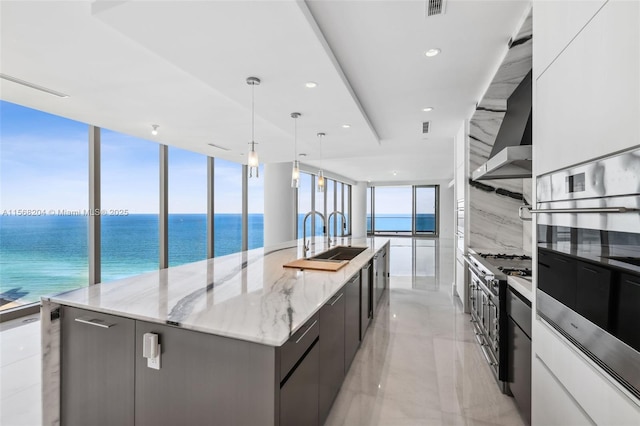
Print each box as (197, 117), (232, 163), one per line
(0, 0), (530, 184)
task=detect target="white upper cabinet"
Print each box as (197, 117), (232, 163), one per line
(534, 0), (640, 176)
(533, 0), (607, 79)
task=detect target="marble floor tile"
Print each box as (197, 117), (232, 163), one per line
(325, 238), (525, 426)
(0, 384), (42, 426)
(1, 314), (42, 426)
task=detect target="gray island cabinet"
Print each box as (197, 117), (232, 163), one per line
(42, 238), (390, 426)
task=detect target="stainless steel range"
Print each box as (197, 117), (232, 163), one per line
(466, 252), (531, 392)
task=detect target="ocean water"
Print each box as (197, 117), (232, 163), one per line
(366, 214), (435, 233)
(1, 213), (432, 305)
(0, 214), (263, 304)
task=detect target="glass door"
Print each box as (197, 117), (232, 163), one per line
(414, 185), (438, 236)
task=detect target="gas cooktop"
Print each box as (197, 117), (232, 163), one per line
(471, 252), (533, 278)
(478, 253), (532, 261)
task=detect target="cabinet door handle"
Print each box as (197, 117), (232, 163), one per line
(74, 317), (114, 329)
(295, 320), (318, 344)
(582, 267), (599, 274)
(528, 207), (639, 214)
(329, 293), (344, 306)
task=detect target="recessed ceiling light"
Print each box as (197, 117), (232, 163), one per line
(393, 171), (397, 176)
(424, 48), (441, 57)
(305, 81), (318, 88)
(299, 153), (307, 157)
(422, 107), (434, 112)
(341, 124), (351, 128)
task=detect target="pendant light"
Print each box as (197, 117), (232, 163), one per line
(291, 112), (301, 188)
(316, 132), (325, 192)
(246, 76), (261, 178)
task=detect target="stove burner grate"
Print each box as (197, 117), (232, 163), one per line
(478, 253), (532, 261)
(497, 266), (532, 277)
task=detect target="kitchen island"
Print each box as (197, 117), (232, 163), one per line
(41, 237), (390, 426)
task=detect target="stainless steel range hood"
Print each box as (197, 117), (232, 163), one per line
(473, 70), (532, 181)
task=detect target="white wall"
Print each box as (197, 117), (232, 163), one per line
(532, 0), (640, 423)
(264, 162), (296, 247)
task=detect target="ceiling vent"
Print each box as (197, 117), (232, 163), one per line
(208, 143), (230, 151)
(422, 121), (430, 134)
(426, 0), (447, 17)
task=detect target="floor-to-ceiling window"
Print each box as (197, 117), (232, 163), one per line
(247, 165), (264, 249)
(368, 185), (439, 236)
(373, 186), (413, 234)
(214, 158), (242, 256)
(314, 175), (325, 236)
(340, 182), (351, 236)
(101, 129), (159, 280)
(326, 179), (336, 237)
(297, 172), (313, 238)
(168, 146), (207, 266)
(0, 101), (88, 308)
(414, 185), (438, 235)
(296, 172), (351, 239)
(367, 186), (372, 234)
(0, 100), (273, 312)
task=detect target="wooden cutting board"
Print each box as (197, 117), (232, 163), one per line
(283, 259), (348, 271)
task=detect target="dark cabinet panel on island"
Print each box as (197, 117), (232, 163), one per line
(135, 321), (275, 426)
(360, 261), (372, 340)
(61, 307), (135, 426)
(345, 273), (361, 371)
(280, 342), (320, 426)
(319, 289), (345, 425)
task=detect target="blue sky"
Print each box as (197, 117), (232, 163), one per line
(0, 101), (264, 213)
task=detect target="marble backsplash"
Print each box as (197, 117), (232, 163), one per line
(468, 11), (532, 255)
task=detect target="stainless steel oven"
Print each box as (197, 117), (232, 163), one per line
(533, 146), (640, 399)
(466, 255), (507, 391)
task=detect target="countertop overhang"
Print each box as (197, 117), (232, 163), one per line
(44, 237), (389, 346)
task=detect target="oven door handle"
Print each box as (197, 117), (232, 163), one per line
(523, 206), (639, 215)
(478, 337), (498, 367)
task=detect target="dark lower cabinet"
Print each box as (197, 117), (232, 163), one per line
(360, 262), (372, 340)
(538, 249), (577, 309)
(319, 290), (345, 425)
(616, 273), (640, 352)
(345, 274), (360, 371)
(135, 321), (274, 426)
(61, 307), (135, 426)
(280, 341), (320, 426)
(575, 261), (612, 330)
(507, 288), (532, 425)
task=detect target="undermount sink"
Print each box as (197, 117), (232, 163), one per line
(309, 246), (367, 261)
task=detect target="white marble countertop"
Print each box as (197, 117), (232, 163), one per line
(44, 237), (389, 347)
(507, 276), (533, 302)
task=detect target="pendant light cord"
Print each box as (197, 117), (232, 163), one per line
(251, 83), (255, 146)
(319, 133), (323, 169)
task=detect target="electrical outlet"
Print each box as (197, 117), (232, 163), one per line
(147, 344), (161, 370)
